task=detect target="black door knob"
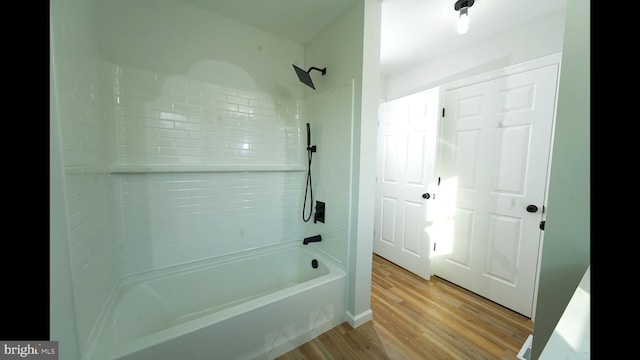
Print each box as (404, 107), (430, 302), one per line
(422, 193), (430, 199)
(526, 205), (538, 213)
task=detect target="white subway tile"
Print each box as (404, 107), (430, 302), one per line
(215, 103), (239, 112)
(175, 138), (203, 148)
(187, 96), (208, 107)
(202, 108), (226, 118)
(158, 129), (189, 139)
(120, 135), (145, 145)
(238, 105), (258, 114)
(173, 103), (202, 114)
(172, 84), (201, 97)
(226, 95), (249, 106)
(145, 137), (175, 147)
(163, 94), (188, 106)
(159, 111), (188, 121)
(144, 119), (175, 129)
(188, 131), (205, 140)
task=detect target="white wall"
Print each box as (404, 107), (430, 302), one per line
(49, 0), (119, 354)
(351, 0), (382, 326)
(97, 0), (305, 99)
(383, 9), (566, 100)
(531, 0), (590, 357)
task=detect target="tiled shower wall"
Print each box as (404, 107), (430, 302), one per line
(108, 64), (355, 275)
(107, 64), (312, 276)
(303, 82), (354, 265)
(107, 64), (302, 166)
(113, 171), (305, 275)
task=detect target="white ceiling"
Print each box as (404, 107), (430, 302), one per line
(380, 0), (567, 76)
(178, 0), (359, 44)
(179, 0), (567, 77)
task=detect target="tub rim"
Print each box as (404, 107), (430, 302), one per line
(117, 241), (341, 291)
(86, 241), (346, 360)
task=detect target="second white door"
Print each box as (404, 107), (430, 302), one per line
(431, 63), (559, 317)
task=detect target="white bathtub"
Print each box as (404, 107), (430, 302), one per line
(87, 242), (347, 360)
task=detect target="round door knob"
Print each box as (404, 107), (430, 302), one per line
(422, 193), (430, 199)
(526, 205), (538, 213)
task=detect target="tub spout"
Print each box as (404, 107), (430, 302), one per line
(303, 235), (322, 245)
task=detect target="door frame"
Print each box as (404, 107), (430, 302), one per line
(434, 52), (562, 321)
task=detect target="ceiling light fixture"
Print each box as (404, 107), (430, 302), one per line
(454, 0), (474, 35)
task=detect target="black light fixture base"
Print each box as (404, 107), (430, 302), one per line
(454, 0), (474, 10)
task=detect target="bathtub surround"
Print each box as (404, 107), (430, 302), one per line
(300, 82), (355, 266)
(113, 171), (305, 275)
(106, 62), (307, 276)
(50, 0), (381, 359)
(106, 63), (302, 168)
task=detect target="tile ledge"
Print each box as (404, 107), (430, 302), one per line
(109, 165), (306, 173)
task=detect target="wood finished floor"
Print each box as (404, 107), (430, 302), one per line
(276, 254), (534, 360)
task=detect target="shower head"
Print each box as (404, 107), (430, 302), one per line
(292, 64), (326, 90)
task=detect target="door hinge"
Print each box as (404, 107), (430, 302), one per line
(442, 108), (445, 117)
(437, 176), (441, 186)
(433, 242), (436, 252)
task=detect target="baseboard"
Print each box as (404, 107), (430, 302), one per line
(345, 309), (373, 328)
(517, 334), (533, 360)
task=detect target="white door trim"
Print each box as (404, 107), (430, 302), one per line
(442, 53), (563, 92)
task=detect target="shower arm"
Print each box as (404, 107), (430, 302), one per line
(307, 67), (326, 76)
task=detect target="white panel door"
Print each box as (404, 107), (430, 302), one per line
(432, 64), (559, 317)
(374, 88), (439, 279)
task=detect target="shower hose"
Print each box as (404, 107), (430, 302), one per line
(302, 146), (314, 222)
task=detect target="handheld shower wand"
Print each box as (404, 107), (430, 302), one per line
(306, 123), (316, 152)
(302, 123), (316, 222)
